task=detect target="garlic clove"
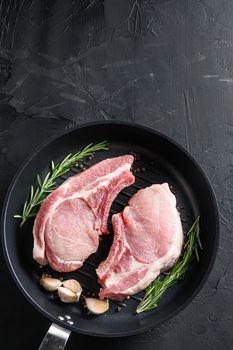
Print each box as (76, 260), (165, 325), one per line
(85, 298), (109, 315)
(63, 279), (82, 296)
(40, 275), (62, 292)
(57, 287), (79, 303)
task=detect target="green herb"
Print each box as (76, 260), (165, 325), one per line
(14, 141), (109, 226)
(136, 216), (202, 313)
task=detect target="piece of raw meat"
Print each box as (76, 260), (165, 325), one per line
(97, 183), (184, 300)
(33, 155), (135, 272)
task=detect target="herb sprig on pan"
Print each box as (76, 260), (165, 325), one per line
(14, 141), (109, 226)
(136, 216), (202, 313)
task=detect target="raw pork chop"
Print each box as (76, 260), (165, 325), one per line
(97, 183), (183, 300)
(33, 155), (135, 272)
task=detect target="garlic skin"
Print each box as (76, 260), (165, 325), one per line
(40, 275), (62, 292)
(85, 298), (109, 314)
(57, 287), (79, 303)
(63, 279), (82, 296)
(40, 275), (83, 304)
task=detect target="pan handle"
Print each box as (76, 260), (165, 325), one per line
(38, 323), (71, 350)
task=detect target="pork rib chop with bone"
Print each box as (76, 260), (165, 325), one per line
(97, 183), (184, 300)
(33, 155), (135, 272)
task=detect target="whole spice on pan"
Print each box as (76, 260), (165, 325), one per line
(14, 141), (109, 226)
(136, 216), (202, 313)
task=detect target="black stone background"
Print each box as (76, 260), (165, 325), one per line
(0, 0), (232, 349)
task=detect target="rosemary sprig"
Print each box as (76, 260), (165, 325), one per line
(14, 141), (109, 226)
(136, 216), (202, 313)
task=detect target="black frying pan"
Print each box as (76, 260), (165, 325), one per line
(1, 122), (219, 348)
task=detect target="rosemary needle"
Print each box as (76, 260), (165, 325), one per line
(136, 216), (202, 313)
(14, 141), (109, 226)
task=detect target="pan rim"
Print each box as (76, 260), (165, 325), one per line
(1, 121), (219, 337)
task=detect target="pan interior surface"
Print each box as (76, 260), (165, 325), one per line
(2, 123), (219, 337)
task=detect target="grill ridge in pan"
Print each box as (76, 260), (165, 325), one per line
(1, 122), (219, 337)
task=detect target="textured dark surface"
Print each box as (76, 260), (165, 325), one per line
(0, 0), (232, 349)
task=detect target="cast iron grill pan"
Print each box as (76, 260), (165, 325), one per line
(2, 122), (219, 337)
